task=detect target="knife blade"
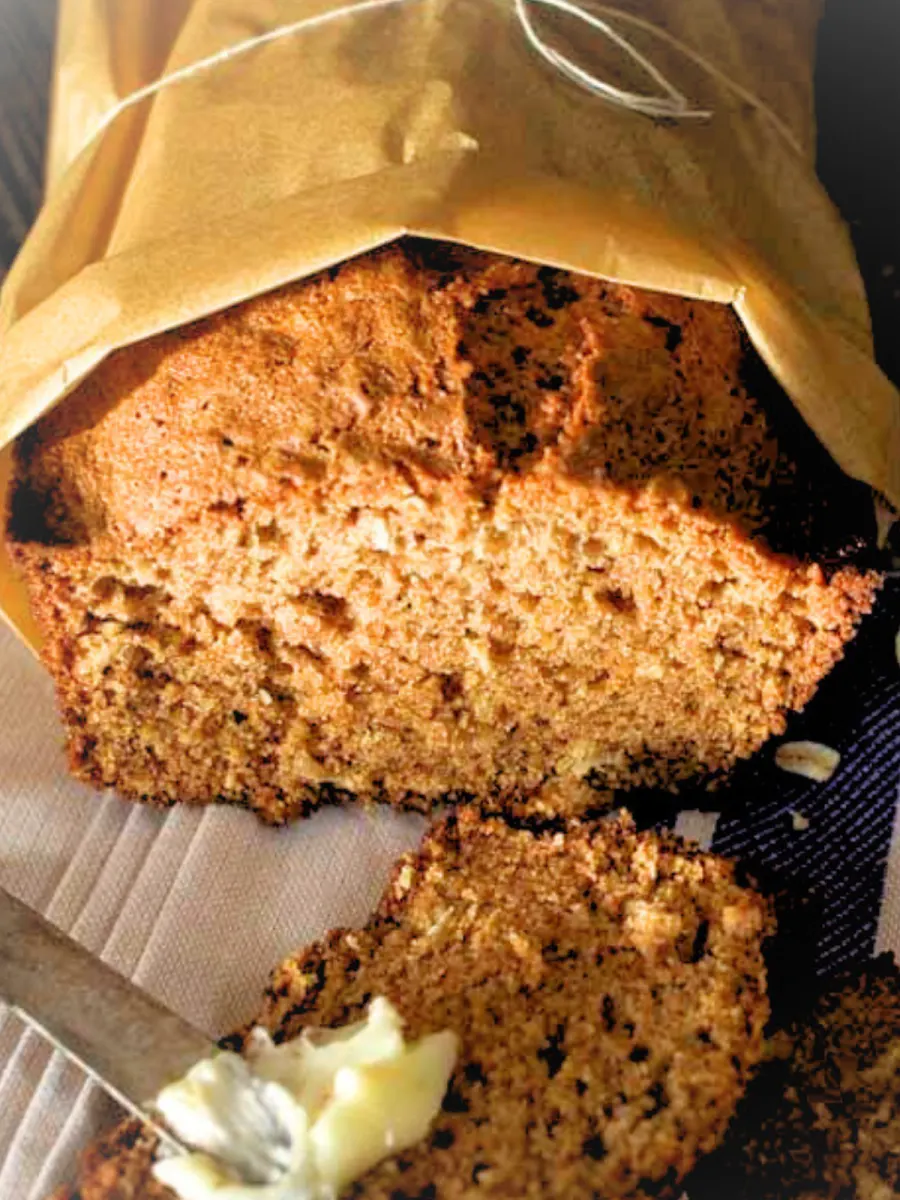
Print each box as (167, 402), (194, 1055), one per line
(0, 885), (213, 1154)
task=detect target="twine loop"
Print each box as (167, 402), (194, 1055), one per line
(93, 0), (803, 157)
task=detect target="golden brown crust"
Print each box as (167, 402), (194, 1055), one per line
(55, 808), (772, 1199)
(8, 241), (881, 821)
(56, 1119), (169, 1200)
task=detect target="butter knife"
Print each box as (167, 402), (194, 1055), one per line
(0, 885), (212, 1154)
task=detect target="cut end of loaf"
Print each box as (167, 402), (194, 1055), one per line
(7, 240), (882, 822)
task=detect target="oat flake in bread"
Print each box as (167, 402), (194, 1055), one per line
(52, 806), (772, 1199)
(8, 240), (880, 823)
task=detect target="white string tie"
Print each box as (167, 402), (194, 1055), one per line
(515, 0), (713, 121)
(91, 0), (803, 157)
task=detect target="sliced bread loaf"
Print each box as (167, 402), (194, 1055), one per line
(8, 241), (879, 821)
(56, 808), (771, 1198)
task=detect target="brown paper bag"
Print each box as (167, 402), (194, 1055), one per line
(2, 0), (898, 653)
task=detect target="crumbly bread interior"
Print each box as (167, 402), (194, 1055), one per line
(9, 241), (879, 822)
(691, 953), (900, 1199)
(55, 808), (772, 1199)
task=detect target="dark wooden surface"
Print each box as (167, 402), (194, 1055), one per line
(0, 0), (898, 388)
(0, 0), (55, 262)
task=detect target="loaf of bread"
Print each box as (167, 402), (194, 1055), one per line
(8, 240), (880, 822)
(691, 953), (900, 1199)
(53, 807), (772, 1199)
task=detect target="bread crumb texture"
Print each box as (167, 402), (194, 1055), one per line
(56, 809), (772, 1199)
(692, 953), (900, 1199)
(8, 240), (880, 821)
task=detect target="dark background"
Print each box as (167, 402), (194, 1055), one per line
(816, 0), (900, 386)
(0, 0), (898, 976)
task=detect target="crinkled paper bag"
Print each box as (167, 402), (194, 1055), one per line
(2, 0), (899, 652)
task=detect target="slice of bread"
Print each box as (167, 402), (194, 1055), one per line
(691, 953), (900, 1199)
(56, 809), (771, 1199)
(7, 240), (879, 823)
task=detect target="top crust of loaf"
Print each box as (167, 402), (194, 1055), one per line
(9, 239), (875, 564)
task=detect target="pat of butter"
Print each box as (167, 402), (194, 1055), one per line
(152, 998), (457, 1200)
